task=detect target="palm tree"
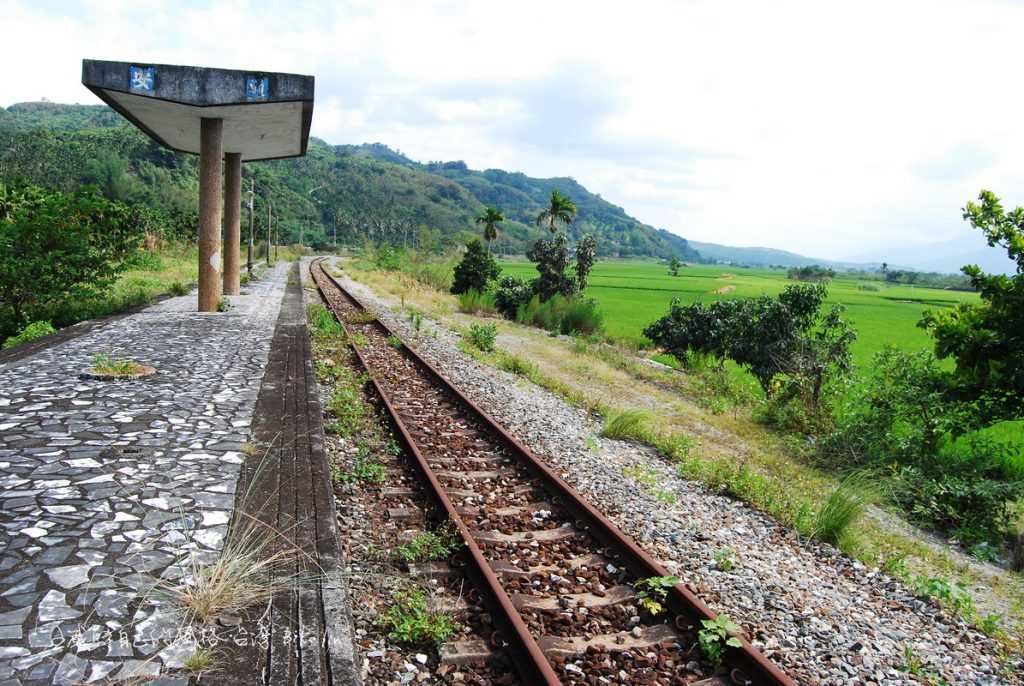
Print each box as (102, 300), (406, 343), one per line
(475, 207), (504, 253)
(536, 189), (577, 234)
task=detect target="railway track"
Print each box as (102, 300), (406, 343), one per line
(310, 258), (794, 686)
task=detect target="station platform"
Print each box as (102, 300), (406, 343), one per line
(0, 263), (355, 685)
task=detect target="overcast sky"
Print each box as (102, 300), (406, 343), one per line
(3, 0), (1023, 259)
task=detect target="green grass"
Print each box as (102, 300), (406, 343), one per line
(500, 260), (979, 369)
(813, 471), (875, 547)
(396, 524), (461, 563)
(381, 586), (459, 645)
(600, 409), (648, 440)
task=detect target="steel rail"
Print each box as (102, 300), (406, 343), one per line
(311, 259), (561, 685)
(311, 258), (796, 686)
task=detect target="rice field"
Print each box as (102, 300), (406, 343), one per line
(499, 259), (980, 368)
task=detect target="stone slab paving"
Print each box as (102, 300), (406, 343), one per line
(0, 264), (289, 685)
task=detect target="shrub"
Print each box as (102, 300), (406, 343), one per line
(823, 347), (970, 466)
(558, 297), (603, 336)
(2, 320), (55, 349)
(400, 253), (455, 291)
(457, 289), (498, 315)
(451, 239), (499, 295)
(0, 183), (146, 331)
(494, 276), (533, 319)
(466, 323), (497, 352)
(893, 462), (1023, 545)
(374, 244), (402, 271)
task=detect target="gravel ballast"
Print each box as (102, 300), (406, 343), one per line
(334, 268), (1021, 686)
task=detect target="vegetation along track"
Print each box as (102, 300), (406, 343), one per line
(311, 258), (794, 686)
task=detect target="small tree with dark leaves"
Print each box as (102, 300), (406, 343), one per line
(575, 234), (597, 292)
(450, 238), (499, 295)
(526, 234), (576, 300)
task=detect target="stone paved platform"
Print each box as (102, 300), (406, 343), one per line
(0, 265), (289, 685)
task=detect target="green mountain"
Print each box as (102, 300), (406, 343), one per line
(0, 101), (701, 261)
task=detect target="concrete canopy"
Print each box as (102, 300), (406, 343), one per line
(81, 59), (314, 161)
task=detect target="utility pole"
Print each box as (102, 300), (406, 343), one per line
(247, 177), (254, 276)
(266, 200), (272, 266)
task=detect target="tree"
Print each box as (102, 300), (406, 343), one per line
(575, 234), (597, 291)
(526, 234), (576, 300)
(475, 207), (504, 253)
(644, 283), (855, 398)
(643, 298), (740, 368)
(787, 265), (835, 283)
(881, 262), (888, 276)
(0, 183), (145, 331)
(80, 151), (139, 202)
(450, 238), (500, 295)
(668, 257), (682, 276)
(919, 190), (1024, 419)
(536, 189), (577, 234)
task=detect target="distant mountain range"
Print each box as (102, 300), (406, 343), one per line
(687, 241), (890, 271)
(845, 233), (1017, 276)
(691, 237), (1016, 275)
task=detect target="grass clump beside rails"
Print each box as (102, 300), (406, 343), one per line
(161, 509), (305, 623)
(812, 471), (876, 546)
(1, 320), (55, 350)
(600, 409), (648, 441)
(397, 523), (462, 563)
(326, 366), (369, 437)
(381, 586), (459, 645)
(307, 303), (343, 339)
(457, 288), (499, 315)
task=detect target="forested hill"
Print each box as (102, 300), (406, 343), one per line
(0, 101), (701, 260)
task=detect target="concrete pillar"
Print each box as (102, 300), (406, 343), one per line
(223, 152), (242, 295)
(198, 117), (224, 312)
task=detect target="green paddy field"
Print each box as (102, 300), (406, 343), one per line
(500, 259), (979, 368)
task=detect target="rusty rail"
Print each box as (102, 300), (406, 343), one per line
(311, 258), (796, 686)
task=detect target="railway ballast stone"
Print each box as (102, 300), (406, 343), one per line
(333, 264), (1021, 686)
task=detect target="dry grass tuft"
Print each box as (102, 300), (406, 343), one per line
(163, 513), (305, 622)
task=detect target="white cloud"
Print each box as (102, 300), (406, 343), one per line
(3, 0), (1024, 259)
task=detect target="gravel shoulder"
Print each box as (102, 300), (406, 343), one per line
(334, 264), (1022, 686)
